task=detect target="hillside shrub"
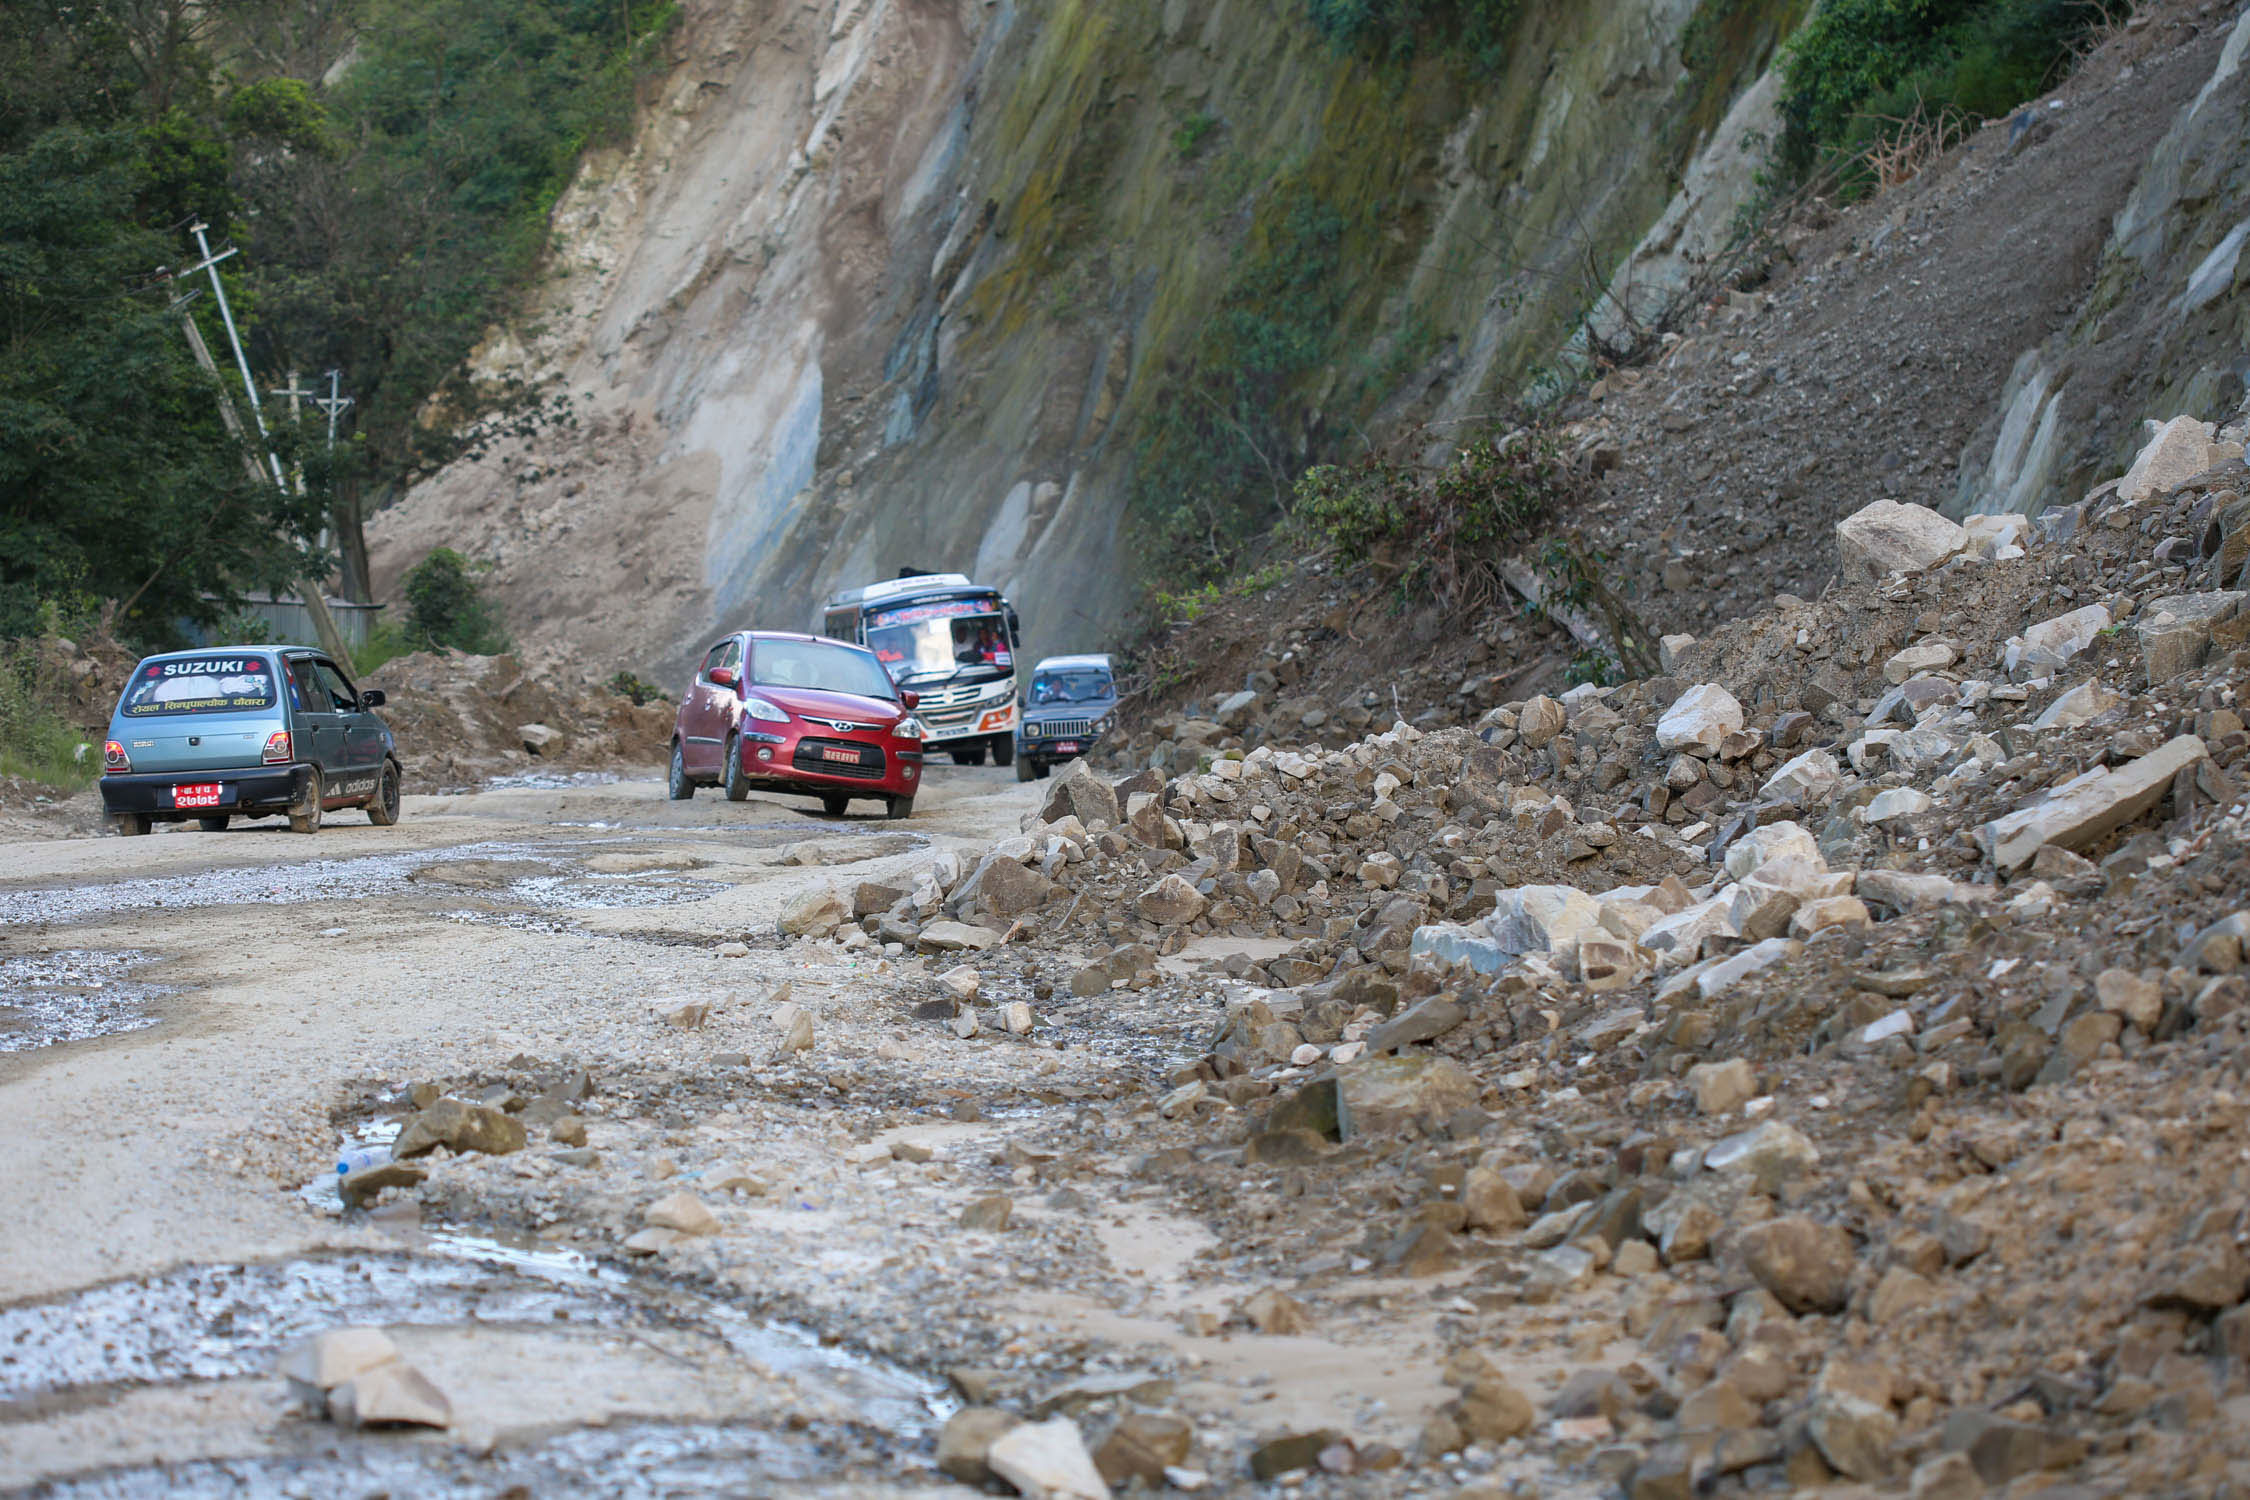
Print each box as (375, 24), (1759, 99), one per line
(1778, 0), (2113, 188)
(402, 548), (510, 655)
(1306, 0), (1520, 67)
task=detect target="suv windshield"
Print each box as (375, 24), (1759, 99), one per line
(119, 656), (279, 717)
(751, 640), (897, 700)
(866, 602), (1011, 681)
(1030, 670), (1113, 704)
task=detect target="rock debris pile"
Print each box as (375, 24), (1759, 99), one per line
(749, 402), (2250, 1495)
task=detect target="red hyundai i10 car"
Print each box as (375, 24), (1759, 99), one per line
(668, 632), (926, 818)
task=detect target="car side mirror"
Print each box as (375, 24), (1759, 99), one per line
(900, 690), (920, 710)
(360, 689), (386, 708)
(708, 666), (737, 688)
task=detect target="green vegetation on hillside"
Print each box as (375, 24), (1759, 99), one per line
(1304, 0), (1521, 66)
(1778, 0), (2114, 187)
(0, 0), (672, 647)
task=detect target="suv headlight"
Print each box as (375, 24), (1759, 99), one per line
(1096, 714), (1116, 735)
(894, 716), (926, 741)
(743, 696), (790, 724)
(1023, 722), (1042, 739)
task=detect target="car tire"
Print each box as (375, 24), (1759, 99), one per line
(991, 735), (1014, 767)
(722, 736), (751, 801)
(668, 740), (695, 800)
(821, 793), (850, 817)
(112, 813), (151, 837)
(196, 815), (230, 832)
(366, 760), (402, 826)
(1035, 759), (1051, 779)
(1015, 754), (1036, 783)
(950, 745), (987, 766)
(289, 770), (323, 834)
(884, 794), (914, 820)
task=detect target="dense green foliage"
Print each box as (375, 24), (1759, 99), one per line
(1292, 433), (1576, 607)
(0, 0), (671, 645)
(1305, 0), (1519, 66)
(1778, 0), (2110, 181)
(1131, 189), (1347, 575)
(401, 547), (509, 655)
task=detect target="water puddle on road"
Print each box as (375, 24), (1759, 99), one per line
(2, 1235), (948, 1495)
(0, 949), (171, 1053)
(0, 841), (726, 928)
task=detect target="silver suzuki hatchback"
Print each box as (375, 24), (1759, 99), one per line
(98, 647), (402, 835)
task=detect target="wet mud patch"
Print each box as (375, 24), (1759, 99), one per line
(0, 950), (171, 1053)
(0, 1238), (947, 1492)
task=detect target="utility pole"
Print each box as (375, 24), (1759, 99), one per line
(314, 369), (353, 451)
(172, 223), (357, 673)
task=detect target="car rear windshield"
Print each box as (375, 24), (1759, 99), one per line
(751, 640), (898, 700)
(119, 656), (279, 717)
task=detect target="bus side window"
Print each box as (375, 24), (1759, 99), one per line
(823, 609), (857, 641)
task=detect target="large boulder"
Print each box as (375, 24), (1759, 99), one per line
(1336, 1055), (1477, 1133)
(1835, 499), (1968, 583)
(392, 1097), (526, 1159)
(1040, 759), (1120, 828)
(1737, 1215), (1855, 1313)
(1656, 684), (1744, 754)
(1485, 885), (1606, 956)
(1978, 736), (2208, 870)
(952, 853), (1060, 921)
(777, 886), (850, 937)
(2117, 414), (2218, 503)
(1137, 874), (1208, 926)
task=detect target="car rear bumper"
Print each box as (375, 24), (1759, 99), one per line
(99, 765), (312, 818)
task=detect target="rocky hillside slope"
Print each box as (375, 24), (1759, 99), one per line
(366, 0), (1804, 678)
(772, 398), (2250, 1494)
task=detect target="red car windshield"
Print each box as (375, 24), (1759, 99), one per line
(750, 640), (897, 700)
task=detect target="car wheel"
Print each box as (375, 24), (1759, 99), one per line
(1015, 753), (1036, 783)
(821, 793), (850, 817)
(723, 735), (751, 801)
(289, 770), (324, 834)
(668, 740), (695, 800)
(991, 735), (1014, 767)
(950, 745), (987, 766)
(111, 813), (151, 837)
(366, 760), (402, 826)
(196, 815), (230, 832)
(884, 794), (914, 820)
(1035, 759), (1051, 779)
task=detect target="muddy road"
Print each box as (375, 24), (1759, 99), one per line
(0, 766), (1062, 1494)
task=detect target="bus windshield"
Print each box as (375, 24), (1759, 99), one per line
(865, 603), (1013, 681)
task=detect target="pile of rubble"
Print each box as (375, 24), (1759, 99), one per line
(359, 649), (673, 789)
(772, 400), (2250, 1494)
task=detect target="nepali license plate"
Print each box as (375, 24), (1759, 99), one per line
(820, 746), (863, 764)
(1052, 741), (1081, 754)
(173, 783), (222, 809)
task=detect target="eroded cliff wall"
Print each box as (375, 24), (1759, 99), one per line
(369, 0), (1803, 676)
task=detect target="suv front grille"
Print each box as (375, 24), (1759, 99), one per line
(792, 737), (887, 780)
(1035, 718), (1095, 737)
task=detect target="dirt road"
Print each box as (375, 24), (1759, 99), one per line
(0, 766), (1061, 1493)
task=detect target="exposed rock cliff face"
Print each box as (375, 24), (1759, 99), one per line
(370, 0), (1803, 676)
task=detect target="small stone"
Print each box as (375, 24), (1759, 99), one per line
(1909, 1451), (1984, 1500)
(327, 1359), (452, 1429)
(1004, 1000), (1036, 1035)
(1456, 1372), (1535, 1441)
(1137, 874), (1209, 926)
(1809, 1392), (1898, 1481)
(938, 1407), (1022, 1486)
(777, 1007), (815, 1054)
(1461, 1167), (1526, 1231)
(1836, 499), (1968, 582)
(391, 1098), (526, 1159)
(1251, 1429), (1342, 1481)
(986, 1416), (1113, 1500)
(276, 1327), (400, 1394)
(1518, 695), (1567, 749)
(959, 1195), (1014, 1231)
(644, 1192), (719, 1236)
(777, 886), (850, 937)
(937, 966), (981, 1000)
(1093, 1409), (1194, 1486)
(1687, 1058), (1756, 1115)
(2095, 968), (2163, 1032)
(1738, 1215), (1854, 1314)
(1237, 1287), (1312, 1335)
(1868, 1266), (1936, 1325)
(338, 1161), (426, 1210)
(919, 919), (1005, 951)
(1657, 684), (1745, 754)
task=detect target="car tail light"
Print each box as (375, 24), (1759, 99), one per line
(102, 740), (130, 773)
(262, 730), (292, 763)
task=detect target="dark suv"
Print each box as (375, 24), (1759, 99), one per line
(1014, 654), (1118, 781)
